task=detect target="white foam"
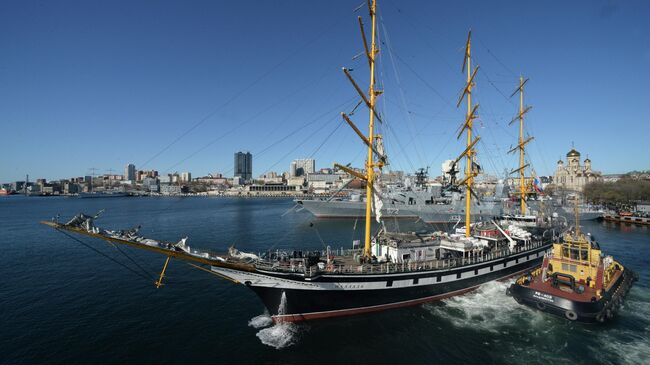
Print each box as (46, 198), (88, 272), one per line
(248, 313), (273, 329)
(425, 280), (547, 333)
(256, 322), (298, 349)
(599, 332), (650, 365)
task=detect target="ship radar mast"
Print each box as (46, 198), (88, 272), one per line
(508, 76), (533, 215)
(334, 0), (385, 258)
(456, 30), (480, 237)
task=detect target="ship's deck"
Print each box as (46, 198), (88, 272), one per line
(525, 269), (624, 302)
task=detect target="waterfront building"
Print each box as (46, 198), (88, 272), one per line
(143, 177), (159, 193)
(248, 183), (299, 192)
(160, 184), (181, 195)
(180, 172), (192, 182)
(124, 164), (136, 181)
(234, 151), (253, 181)
(136, 170), (158, 182)
(290, 158), (316, 177)
(554, 148), (602, 192)
(286, 176), (306, 187)
(168, 172), (180, 184)
(195, 175), (228, 185)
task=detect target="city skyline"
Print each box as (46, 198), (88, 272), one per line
(2, 1), (649, 182)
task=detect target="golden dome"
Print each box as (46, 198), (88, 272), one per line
(566, 148), (580, 157)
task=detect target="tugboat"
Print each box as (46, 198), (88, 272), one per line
(507, 211), (638, 323)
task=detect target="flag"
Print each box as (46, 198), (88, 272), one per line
(533, 178), (543, 192)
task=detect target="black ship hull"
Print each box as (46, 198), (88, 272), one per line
(507, 268), (638, 323)
(214, 244), (552, 321)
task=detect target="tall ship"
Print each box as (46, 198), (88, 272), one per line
(42, 2), (563, 322)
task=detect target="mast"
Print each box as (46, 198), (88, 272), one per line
(364, 0), (378, 258)
(519, 77), (525, 214)
(456, 30), (480, 237)
(508, 77), (532, 215)
(334, 0), (383, 258)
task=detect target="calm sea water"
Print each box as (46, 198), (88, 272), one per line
(1, 196), (648, 364)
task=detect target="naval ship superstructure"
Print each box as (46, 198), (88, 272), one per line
(297, 163), (507, 224)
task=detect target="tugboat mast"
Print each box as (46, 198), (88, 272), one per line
(456, 30), (480, 237)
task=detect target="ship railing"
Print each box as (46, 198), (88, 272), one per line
(300, 239), (547, 276)
(262, 239), (548, 276)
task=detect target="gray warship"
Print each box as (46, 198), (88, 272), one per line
(297, 163), (507, 224)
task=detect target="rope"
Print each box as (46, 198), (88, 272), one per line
(56, 229), (152, 282)
(110, 241), (156, 281)
(139, 16), (345, 169)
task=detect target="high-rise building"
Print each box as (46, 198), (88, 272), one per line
(290, 158), (316, 177)
(234, 151), (253, 181)
(180, 172), (192, 182)
(124, 164), (136, 181)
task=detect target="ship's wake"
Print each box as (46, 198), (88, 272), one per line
(594, 288), (650, 365)
(426, 279), (650, 364)
(424, 280), (546, 333)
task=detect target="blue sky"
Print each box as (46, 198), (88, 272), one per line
(1, 0), (649, 182)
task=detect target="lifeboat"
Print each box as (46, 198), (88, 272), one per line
(507, 227), (638, 323)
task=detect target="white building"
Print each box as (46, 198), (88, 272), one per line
(181, 172), (192, 183)
(554, 148), (602, 192)
(290, 159), (315, 177)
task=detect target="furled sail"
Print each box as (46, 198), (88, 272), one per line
(372, 184), (383, 223)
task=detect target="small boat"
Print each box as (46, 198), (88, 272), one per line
(507, 219), (638, 323)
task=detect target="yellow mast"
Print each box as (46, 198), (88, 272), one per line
(363, 0), (378, 258)
(465, 34), (472, 237)
(518, 76), (526, 214)
(334, 0), (382, 258)
(509, 77), (532, 215)
(456, 30), (480, 237)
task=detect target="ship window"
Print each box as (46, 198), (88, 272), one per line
(526, 255), (530, 260)
(562, 263), (569, 271)
(413, 278), (419, 285)
(570, 248), (580, 260)
(503, 262), (507, 268)
(490, 265), (493, 272)
(474, 269), (478, 275)
(456, 273), (461, 279)
(436, 275), (441, 282)
(386, 280), (393, 287)
(516, 258), (519, 264)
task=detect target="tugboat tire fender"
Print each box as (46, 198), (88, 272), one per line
(564, 310), (578, 321)
(536, 302), (546, 311)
